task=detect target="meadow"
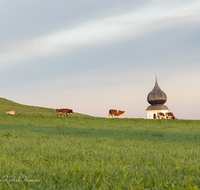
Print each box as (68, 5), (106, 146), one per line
(0, 98), (200, 189)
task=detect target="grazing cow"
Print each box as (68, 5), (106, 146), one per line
(166, 112), (175, 119)
(157, 112), (165, 119)
(109, 109), (126, 118)
(56, 108), (73, 117)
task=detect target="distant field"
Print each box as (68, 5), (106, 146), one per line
(0, 98), (200, 189)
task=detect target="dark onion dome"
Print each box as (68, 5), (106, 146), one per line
(147, 77), (167, 105)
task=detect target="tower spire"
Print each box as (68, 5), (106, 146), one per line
(155, 74), (158, 84)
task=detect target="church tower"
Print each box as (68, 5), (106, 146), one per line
(146, 76), (169, 119)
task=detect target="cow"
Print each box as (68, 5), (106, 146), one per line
(166, 112), (175, 119)
(157, 112), (165, 119)
(56, 108), (73, 117)
(109, 109), (126, 118)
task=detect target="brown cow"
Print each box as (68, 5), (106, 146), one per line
(109, 109), (126, 118)
(157, 112), (165, 119)
(56, 108), (73, 117)
(166, 112), (175, 119)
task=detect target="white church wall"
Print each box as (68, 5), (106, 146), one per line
(146, 110), (169, 119)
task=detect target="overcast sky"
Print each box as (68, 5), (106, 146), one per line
(0, 0), (200, 119)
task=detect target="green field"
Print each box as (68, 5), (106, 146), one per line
(0, 98), (200, 189)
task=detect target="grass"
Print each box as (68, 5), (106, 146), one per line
(0, 98), (200, 189)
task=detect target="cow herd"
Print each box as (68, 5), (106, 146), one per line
(56, 108), (126, 118)
(157, 112), (176, 119)
(56, 108), (176, 119)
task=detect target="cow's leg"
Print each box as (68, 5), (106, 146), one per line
(109, 113), (111, 118)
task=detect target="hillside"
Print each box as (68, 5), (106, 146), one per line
(0, 97), (90, 117)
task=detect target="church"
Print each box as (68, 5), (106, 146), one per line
(146, 76), (169, 119)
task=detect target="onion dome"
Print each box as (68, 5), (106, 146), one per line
(147, 76), (167, 105)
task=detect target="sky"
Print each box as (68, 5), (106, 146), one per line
(0, 0), (200, 119)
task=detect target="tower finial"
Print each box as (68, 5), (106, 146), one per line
(155, 74), (157, 82)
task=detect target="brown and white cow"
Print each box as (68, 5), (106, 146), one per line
(56, 108), (73, 117)
(166, 112), (175, 119)
(109, 109), (126, 118)
(157, 112), (165, 119)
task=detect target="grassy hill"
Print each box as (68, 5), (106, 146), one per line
(1, 97), (200, 189)
(0, 97), (90, 117)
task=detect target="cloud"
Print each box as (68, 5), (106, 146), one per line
(1, 11), (199, 89)
(1, 0), (200, 68)
(0, 0), (149, 43)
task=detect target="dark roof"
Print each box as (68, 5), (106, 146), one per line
(146, 104), (169, 111)
(147, 77), (167, 105)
